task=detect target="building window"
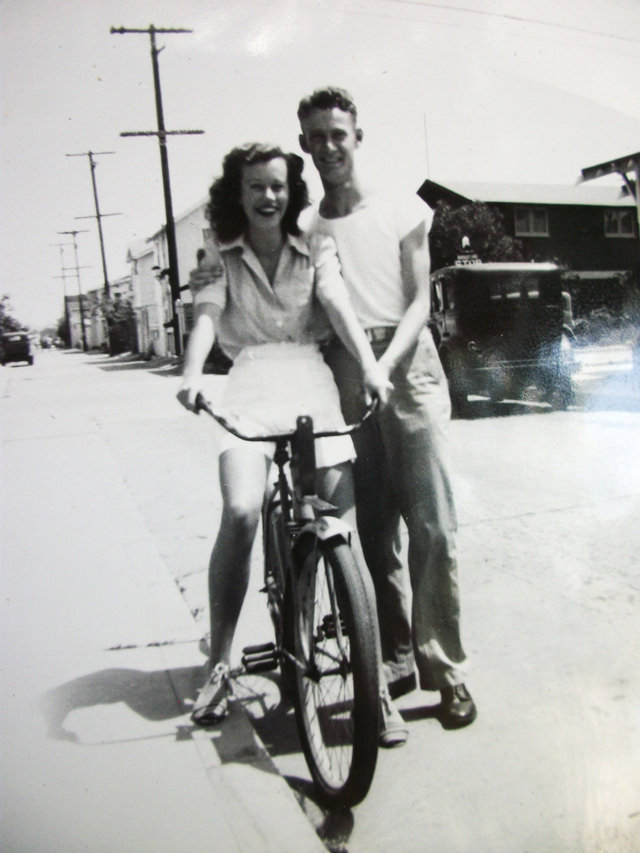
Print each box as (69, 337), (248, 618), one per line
(514, 207), (549, 236)
(604, 209), (635, 238)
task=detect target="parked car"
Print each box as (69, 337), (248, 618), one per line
(430, 260), (575, 415)
(1, 331), (34, 366)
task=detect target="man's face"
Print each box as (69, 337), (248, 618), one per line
(299, 107), (362, 186)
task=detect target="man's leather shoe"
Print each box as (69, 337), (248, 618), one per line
(439, 684), (477, 729)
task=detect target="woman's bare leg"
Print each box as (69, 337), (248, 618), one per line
(315, 460), (361, 550)
(207, 447), (271, 669)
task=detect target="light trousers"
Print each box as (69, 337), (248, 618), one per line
(324, 327), (467, 691)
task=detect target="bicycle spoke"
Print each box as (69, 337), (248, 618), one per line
(296, 544), (356, 790)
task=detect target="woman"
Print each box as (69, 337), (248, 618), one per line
(177, 143), (406, 746)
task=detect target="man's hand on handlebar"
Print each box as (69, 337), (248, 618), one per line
(362, 361), (393, 407)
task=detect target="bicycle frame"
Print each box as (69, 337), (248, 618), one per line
(194, 392), (381, 806)
(195, 391), (374, 527)
(194, 392), (375, 655)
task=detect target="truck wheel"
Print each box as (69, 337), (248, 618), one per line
(442, 352), (471, 417)
(547, 374), (573, 410)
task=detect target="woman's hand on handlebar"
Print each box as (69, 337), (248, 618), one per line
(177, 380), (204, 413)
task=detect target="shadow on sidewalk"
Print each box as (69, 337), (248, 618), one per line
(94, 354), (227, 380)
(40, 666), (293, 775)
(94, 353), (181, 376)
(40, 664), (380, 843)
(232, 671), (300, 758)
(40, 665), (204, 743)
(39, 663), (285, 768)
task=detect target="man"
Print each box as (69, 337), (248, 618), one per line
(297, 87), (476, 731)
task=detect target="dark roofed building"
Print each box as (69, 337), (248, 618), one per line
(418, 179), (638, 274)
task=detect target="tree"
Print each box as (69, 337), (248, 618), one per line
(429, 201), (524, 271)
(101, 294), (138, 355)
(0, 295), (24, 334)
(56, 316), (70, 346)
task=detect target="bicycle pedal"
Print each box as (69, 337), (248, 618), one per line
(243, 642), (276, 655)
(243, 658), (279, 673)
(242, 643), (279, 673)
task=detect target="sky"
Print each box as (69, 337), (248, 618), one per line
(1, 0), (639, 329)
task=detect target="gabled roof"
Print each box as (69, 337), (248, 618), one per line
(126, 238), (154, 262)
(147, 196), (209, 242)
(418, 179), (633, 209)
(176, 194), (209, 222)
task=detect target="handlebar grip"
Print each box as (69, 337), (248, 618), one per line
(194, 392), (209, 414)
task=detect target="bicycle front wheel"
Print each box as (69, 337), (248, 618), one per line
(292, 535), (379, 808)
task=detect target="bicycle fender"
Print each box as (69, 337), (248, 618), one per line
(294, 516), (353, 549)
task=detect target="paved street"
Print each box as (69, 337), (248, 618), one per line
(2, 348), (640, 852)
(0, 350), (323, 853)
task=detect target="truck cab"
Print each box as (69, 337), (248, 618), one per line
(430, 255), (575, 415)
(1, 331), (34, 367)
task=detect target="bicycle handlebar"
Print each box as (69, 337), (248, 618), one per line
(194, 391), (377, 442)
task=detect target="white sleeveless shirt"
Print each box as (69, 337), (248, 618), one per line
(305, 192), (432, 328)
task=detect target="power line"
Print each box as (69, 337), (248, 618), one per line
(50, 242), (74, 344)
(242, 0), (640, 58)
(66, 150), (121, 301)
(381, 0), (640, 45)
(110, 24), (205, 358)
(58, 230), (90, 351)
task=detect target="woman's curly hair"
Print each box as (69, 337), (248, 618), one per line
(206, 143), (309, 243)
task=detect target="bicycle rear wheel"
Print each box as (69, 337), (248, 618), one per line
(292, 535), (379, 808)
(262, 495), (296, 696)
(262, 493), (287, 639)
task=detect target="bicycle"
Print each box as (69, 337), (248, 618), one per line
(194, 391), (380, 808)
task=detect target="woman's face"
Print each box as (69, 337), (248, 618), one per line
(240, 157), (290, 233)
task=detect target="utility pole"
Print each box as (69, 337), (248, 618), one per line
(59, 230), (89, 351)
(66, 150), (121, 299)
(110, 24), (204, 357)
(50, 242), (74, 345)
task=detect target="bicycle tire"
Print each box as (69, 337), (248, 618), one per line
(292, 535), (379, 808)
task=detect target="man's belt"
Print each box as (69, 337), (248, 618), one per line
(365, 326), (396, 344)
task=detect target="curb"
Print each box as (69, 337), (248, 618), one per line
(120, 456), (326, 852)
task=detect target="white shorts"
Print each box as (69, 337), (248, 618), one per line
(216, 342), (355, 469)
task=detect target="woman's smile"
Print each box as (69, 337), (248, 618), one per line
(241, 158), (289, 231)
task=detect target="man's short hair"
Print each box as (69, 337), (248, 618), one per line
(297, 87), (358, 123)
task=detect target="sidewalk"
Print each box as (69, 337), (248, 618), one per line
(0, 358), (324, 853)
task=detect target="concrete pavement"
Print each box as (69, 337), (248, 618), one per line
(3, 347), (639, 852)
(1, 352), (324, 853)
